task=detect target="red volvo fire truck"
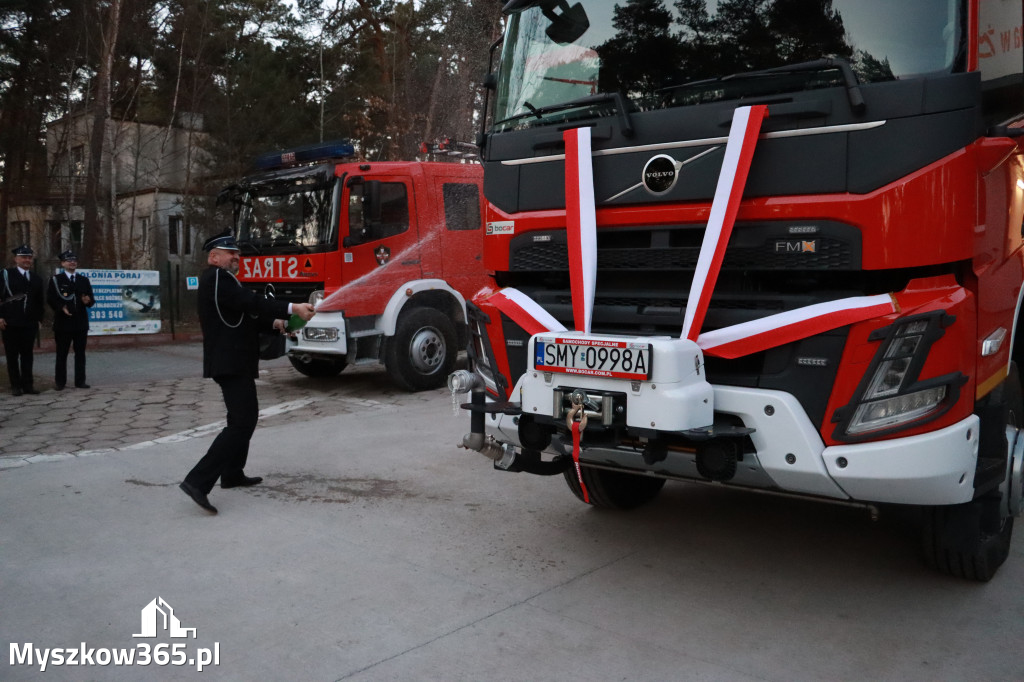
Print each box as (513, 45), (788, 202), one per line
(451, 0), (1024, 579)
(225, 141), (488, 390)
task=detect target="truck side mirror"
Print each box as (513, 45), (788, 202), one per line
(542, 1), (589, 45)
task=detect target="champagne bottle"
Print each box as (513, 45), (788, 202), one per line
(285, 313), (307, 332)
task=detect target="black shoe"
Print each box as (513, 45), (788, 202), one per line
(11, 387), (22, 396)
(22, 386), (39, 395)
(55, 384), (65, 391)
(75, 383), (90, 389)
(179, 481), (218, 514)
(221, 475), (263, 489)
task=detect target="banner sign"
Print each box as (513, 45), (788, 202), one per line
(75, 269), (162, 335)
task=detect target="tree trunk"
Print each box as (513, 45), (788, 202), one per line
(83, 0), (124, 266)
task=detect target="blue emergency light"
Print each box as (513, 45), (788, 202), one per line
(254, 140), (355, 171)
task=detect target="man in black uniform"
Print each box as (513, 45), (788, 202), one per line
(1, 245), (46, 395)
(47, 250), (95, 390)
(179, 231), (315, 514)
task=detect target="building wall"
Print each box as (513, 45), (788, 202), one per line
(27, 112), (211, 273)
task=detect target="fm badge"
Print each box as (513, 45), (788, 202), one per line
(774, 240), (818, 253)
(375, 245), (391, 266)
(642, 154), (679, 195)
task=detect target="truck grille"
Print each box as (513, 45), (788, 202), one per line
(242, 281), (324, 304)
(498, 221), (870, 427)
(509, 222), (859, 272)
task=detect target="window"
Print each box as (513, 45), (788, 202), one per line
(48, 221), (62, 254)
(346, 181), (410, 245)
(10, 221), (29, 245)
(442, 183), (481, 231)
(979, 0), (1024, 125)
(70, 146), (85, 177)
(69, 221), (83, 251)
(168, 216), (191, 256)
(169, 216), (180, 255)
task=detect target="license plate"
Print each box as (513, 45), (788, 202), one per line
(535, 337), (652, 380)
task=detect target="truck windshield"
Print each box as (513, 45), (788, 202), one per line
(232, 166), (338, 253)
(493, 0), (965, 131)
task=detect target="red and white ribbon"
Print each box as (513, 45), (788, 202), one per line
(487, 287), (567, 336)
(570, 420), (590, 503)
(563, 126), (598, 334)
(697, 294), (897, 359)
(681, 105), (768, 342)
(491, 105), (899, 364)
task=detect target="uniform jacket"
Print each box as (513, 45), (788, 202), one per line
(47, 271), (95, 332)
(1, 267), (45, 328)
(197, 266), (290, 379)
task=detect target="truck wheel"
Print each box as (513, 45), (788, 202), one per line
(386, 307), (457, 391)
(922, 364), (1022, 581)
(563, 466), (666, 510)
(288, 355), (347, 378)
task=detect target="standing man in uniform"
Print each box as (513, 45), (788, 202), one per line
(47, 250), (95, 390)
(1, 245), (46, 395)
(179, 230), (316, 515)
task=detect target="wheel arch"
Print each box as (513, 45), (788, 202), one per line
(380, 279), (468, 341)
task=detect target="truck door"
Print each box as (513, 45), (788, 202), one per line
(339, 175), (421, 317)
(432, 176), (484, 296)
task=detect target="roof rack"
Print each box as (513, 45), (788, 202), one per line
(419, 138), (479, 161)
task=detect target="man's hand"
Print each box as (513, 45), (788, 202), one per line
(81, 295), (92, 305)
(273, 319), (287, 334)
(293, 302), (316, 321)
(62, 305), (72, 316)
(0, 318), (5, 331)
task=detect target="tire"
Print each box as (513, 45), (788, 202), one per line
(563, 466), (666, 510)
(922, 363), (1021, 581)
(385, 307), (457, 391)
(288, 355), (347, 378)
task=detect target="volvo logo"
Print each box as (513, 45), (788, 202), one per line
(642, 155), (679, 194)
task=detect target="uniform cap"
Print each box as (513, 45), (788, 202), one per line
(59, 250), (78, 262)
(202, 230), (240, 252)
(11, 244), (34, 256)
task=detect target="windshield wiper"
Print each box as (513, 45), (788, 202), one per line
(666, 57), (866, 115)
(494, 92), (635, 136)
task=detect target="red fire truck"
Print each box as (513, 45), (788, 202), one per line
(451, 0), (1024, 579)
(224, 141), (488, 390)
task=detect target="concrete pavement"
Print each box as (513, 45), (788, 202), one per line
(2, 342), (1023, 681)
(0, 341), (407, 459)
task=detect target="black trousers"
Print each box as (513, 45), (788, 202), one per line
(184, 375), (259, 494)
(54, 328), (88, 387)
(2, 325), (37, 389)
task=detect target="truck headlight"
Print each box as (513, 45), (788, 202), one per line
(847, 385), (948, 435)
(833, 312), (966, 440)
(303, 326), (339, 342)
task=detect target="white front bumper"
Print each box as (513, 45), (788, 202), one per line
(286, 311), (348, 356)
(823, 417), (978, 505)
(491, 375), (979, 506)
